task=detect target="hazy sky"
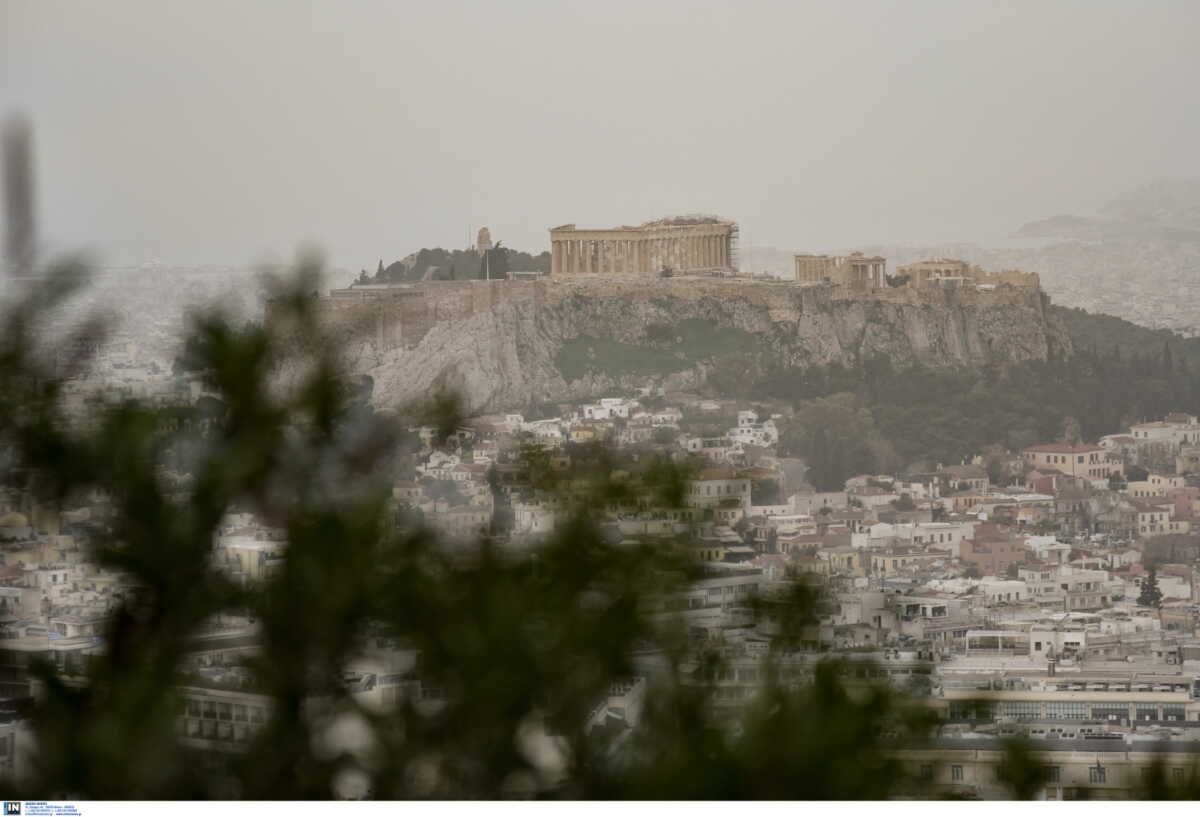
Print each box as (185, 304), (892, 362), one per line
(3, 0), (1198, 269)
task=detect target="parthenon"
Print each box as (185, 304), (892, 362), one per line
(550, 216), (735, 276)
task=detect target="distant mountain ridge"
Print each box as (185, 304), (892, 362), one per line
(1016, 180), (1200, 240)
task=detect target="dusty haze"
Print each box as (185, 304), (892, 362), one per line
(2, 0), (1198, 268)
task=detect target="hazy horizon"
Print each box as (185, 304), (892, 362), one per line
(3, 0), (1199, 269)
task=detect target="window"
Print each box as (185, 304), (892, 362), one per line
(233, 704), (247, 723)
(951, 765), (963, 781)
(920, 765), (932, 781)
(1173, 768), (1185, 784)
(1046, 702), (1087, 720)
(1000, 701), (1041, 720)
(1089, 766), (1106, 784)
(1090, 705), (1127, 722)
(1046, 766), (1060, 783)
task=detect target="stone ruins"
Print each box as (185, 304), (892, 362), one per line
(793, 252), (887, 290)
(304, 214), (1047, 357)
(895, 258), (1040, 290)
(550, 216), (735, 276)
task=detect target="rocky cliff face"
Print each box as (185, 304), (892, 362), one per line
(342, 282), (1072, 413)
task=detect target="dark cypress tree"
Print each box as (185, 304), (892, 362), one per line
(1138, 567), (1163, 609)
(807, 428), (831, 491)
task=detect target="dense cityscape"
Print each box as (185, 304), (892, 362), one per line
(5, 0), (1200, 806)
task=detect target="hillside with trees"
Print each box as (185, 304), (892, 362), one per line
(357, 246), (552, 284)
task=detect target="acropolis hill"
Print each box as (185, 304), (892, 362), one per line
(289, 217), (1068, 413)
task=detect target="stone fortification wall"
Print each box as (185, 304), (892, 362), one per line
(972, 269), (1041, 289)
(310, 276), (1047, 354)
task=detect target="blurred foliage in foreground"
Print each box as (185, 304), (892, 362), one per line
(0, 255), (1191, 800)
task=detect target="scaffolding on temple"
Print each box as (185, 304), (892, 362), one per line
(728, 222), (740, 273)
